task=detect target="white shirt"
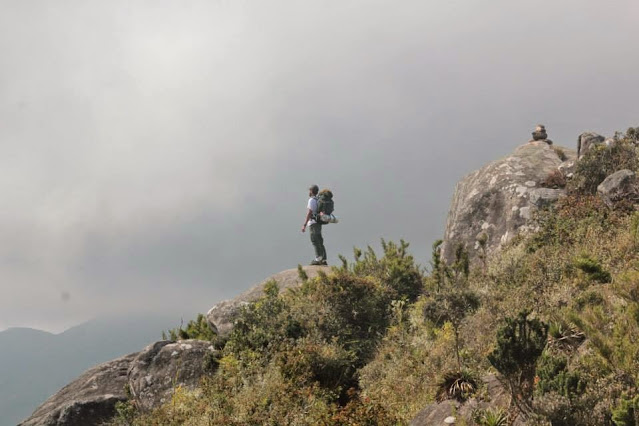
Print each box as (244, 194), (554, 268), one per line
(307, 197), (318, 226)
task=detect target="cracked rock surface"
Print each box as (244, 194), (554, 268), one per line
(20, 340), (215, 426)
(442, 141), (575, 264)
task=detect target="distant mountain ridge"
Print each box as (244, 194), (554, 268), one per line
(0, 313), (192, 426)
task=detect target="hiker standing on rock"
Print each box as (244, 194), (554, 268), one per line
(301, 184), (327, 265)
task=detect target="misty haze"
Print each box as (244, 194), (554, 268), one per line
(2, 1), (639, 425)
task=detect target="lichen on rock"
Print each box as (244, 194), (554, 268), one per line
(441, 141), (575, 264)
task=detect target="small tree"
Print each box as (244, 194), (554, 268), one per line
(452, 243), (470, 285)
(612, 394), (639, 426)
(488, 311), (548, 415)
(165, 313), (217, 341)
(346, 239), (424, 302)
(423, 289), (480, 370)
(631, 212), (639, 251)
(430, 239), (445, 291)
(477, 233), (488, 272)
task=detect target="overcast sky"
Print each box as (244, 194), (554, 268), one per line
(1, 0), (638, 332)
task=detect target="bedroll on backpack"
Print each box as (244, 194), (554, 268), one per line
(317, 189), (338, 224)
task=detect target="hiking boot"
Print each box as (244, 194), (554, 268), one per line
(310, 259), (322, 265)
(320, 260), (328, 266)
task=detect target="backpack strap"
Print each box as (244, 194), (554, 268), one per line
(311, 196), (319, 221)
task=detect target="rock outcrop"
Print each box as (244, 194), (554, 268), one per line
(577, 132), (605, 159)
(20, 353), (136, 426)
(127, 340), (216, 411)
(206, 265), (327, 335)
(20, 340), (215, 426)
(441, 141), (576, 264)
(597, 169), (639, 208)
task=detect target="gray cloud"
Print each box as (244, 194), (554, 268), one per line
(1, 0), (638, 331)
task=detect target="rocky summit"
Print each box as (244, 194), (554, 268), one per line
(441, 138), (576, 264)
(206, 265), (327, 336)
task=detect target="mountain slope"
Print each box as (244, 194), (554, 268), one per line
(0, 314), (189, 426)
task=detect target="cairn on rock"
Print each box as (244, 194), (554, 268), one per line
(531, 124), (553, 145)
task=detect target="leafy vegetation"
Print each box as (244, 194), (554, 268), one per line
(573, 254), (612, 283)
(423, 289), (480, 370)
(488, 311), (548, 414)
(474, 407), (509, 426)
(163, 313), (217, 342)
(113, 241), (419, 425)
(568, 138), (637, 194)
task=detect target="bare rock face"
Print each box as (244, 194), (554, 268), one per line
(20, 340), (215, 426)
(577, 132), (605, 159)
(441, 141), (576, 264)
(597, 169), (639, 208)
(19, 353), (136, 426)
(206, 265), (327, 336)
(128, 340), (216, 411)
(558, 159), (577, 178)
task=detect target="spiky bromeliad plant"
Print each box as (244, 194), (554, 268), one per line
(436, 369), (479, 402)
(473, 407), (509, 426)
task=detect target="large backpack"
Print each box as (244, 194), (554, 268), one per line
(316, 189), (338, 224)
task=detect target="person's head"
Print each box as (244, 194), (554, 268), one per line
(309, 184), (319, 196)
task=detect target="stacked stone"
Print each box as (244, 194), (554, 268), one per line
(531, 124), (553, 145)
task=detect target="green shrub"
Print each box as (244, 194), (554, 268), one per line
(614, 270), (639, 303)
(612, 394), (639, 426)
(473, 407), (508, 426)
(430, 239), (445, 291)
(113, 400), (137, 425)
(164, 313), (217, 342)
(573, 291), (605, 311)
(452, 243), (470, 283)
(488, 311), (548, 414)
(296, 270), (394, 362)
(423, 289), (480, 369)
(532, 392), (590, 426)
(276, 339), (356, 392)
(347, 239), (424, 302)
(535, 353), (586, 399)
(569, 141), (638, 195)
(224, 280), (301, 361)
(573, 254), (612, 283)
